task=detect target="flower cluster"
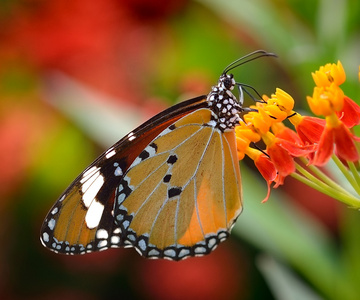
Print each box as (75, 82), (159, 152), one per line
(236, 61), (360, 204)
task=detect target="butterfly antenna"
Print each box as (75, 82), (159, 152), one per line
(222, 50), (277, 75)
(238, 83), (265, 102)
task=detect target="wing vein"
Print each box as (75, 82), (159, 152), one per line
(190, 127), (216, 239)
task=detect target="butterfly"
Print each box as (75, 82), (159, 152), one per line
(40, 50), (275, 261)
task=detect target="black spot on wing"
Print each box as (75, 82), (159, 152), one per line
(163, 174), (172, 183)
(149, 142), (158, 151)
(168, 187), (182, 198)
(139, 150), (150, 160)
(167, 155), (178, 165)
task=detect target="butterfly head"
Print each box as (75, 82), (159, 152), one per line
(206, 75), (243, 132)
(218, 73), (236, 91)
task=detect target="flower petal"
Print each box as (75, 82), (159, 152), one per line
(337, 96), (360, 128)
(333, 123), (359, 162)
(313, 126), (334, 166)
(267, 143), (295, 177)
(254, 154), (277, 203)
(295, 116), (326, 144)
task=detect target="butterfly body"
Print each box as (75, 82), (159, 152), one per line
(41, 51), (274, 260)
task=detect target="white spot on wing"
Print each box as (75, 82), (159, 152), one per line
(194, 246), (207, 254)
(42, 232), (49, 243)
(208, 238), (217, 249)
(138, 239), (146, 251)
(132, 157), (141, 167)
(164, 249), (176, 258)
(97, 240), (108, 248)
(82, 173), (104, 208)
(148, 249), (160, 256)
(218, 231), (227, 241)
(117, 193), (126, 205)
(111, 236), (121, 244)
(122, 220), (130, 229)
(114, 166), (122, 176)
(96, 229), (109, 239)
(207, 120), (217, 127)
(105, 149), (116, 159)
(113, 228), (121, 234)
(145, 144), (156, 157)
(178, 248), (190, 258)
(81, 166), (99, 183)
(48, 218), (56, 230)
(85, 200), (104, 229)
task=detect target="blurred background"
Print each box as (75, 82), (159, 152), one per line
(1, 0), (360, 299)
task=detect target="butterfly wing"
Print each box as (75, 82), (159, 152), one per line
(40, 96), (208, 254)
(114, 108), (243, 260)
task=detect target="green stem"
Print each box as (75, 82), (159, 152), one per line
(291, 172), (360, 208)
(299, 157), (345, 191)
(295, 163), (352, 197)
(347, 161), (360, 196)
(332, 155), (360, 196)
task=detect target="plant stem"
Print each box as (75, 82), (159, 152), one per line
(332, 155), (360, 196)
(347, 161), (360, 196)
(294, 163), (360, 208)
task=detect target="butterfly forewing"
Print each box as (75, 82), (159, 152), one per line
(40, 96), (208, 254)
(114, 108), (242, 260)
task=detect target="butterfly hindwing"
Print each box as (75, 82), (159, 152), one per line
(114, 108), (243, 260)
(40, 96), (208, 254)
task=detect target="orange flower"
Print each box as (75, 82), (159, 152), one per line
(289, 114), (326, 145)
(235, 122), (261, 160)
(245, 147), (277, 203)
(311, 61), (346, 87)
(243, 106), (273, 134)
(307, 84), (344, 116)
(313, 114), (359, 165)
(265, 88), (295, 114)
(262, 130), (315, 178)
(336, 96), (360, 128)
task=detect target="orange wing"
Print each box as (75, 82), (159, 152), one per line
(114, 108), (242, 260)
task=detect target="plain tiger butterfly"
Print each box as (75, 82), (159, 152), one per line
(40, 50), (276, 261)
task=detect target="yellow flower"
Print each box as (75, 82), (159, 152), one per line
(312, 61), (345, 87)
(235, 122), (261, 160)
(307, 83), (344, 116)
(266, 88), (295, 114)
(244, 107), (273, 134)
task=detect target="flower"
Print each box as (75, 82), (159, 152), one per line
(261, 130), (314, 178)
(265, 88), (295, 114)
(289, 114), (326, 145)
(304, 62), (360, 165)
(235, 122), (261, 160)
(311, 61), (346, 87)
(307, 84), (345, 116)
(313, 114), (359, 165)
(236, 59), (360, 213)
(245, 147), (277, 203)
(336, 96), (360, 128)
